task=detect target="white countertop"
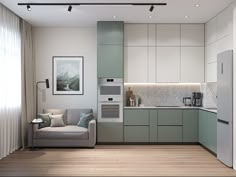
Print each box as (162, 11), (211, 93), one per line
(124, 106), (217, 113)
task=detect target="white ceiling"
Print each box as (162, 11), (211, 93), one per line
(0, 0), (234, 27)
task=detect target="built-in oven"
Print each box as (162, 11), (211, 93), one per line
(98, 78), (123, 122)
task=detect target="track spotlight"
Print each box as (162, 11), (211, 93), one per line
(149, 5), (154, 12)
(68, 5), (72, 12)
(27, 4), (31, 11)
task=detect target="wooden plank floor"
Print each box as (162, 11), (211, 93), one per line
(0, 145), (236, 176)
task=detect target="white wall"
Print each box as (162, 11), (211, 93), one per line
(33, 27), (97, 115)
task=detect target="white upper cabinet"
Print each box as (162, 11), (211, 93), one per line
(181, 24), (204, 47)
(124, 24), (148, 46)
(148, 47), (156, 83)
(124, 47), (148, 83)
(156, 24), (181, 46)
(124, 23), (205, 83)
(207, 62), (217, 82)
(216, 6), (233, 40)
(148, 24), (156, 47)
(206, 42), (217, 63)
(206, 18), (217, 45)
(156, 47), (180, 83)
(181, 47), (204, 83)
(216, 35), (233, 54)
(205, 6), (233, 83)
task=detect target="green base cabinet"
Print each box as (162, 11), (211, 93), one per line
(199, 110), (208, 146)
(157, 110), (183, 143)
(124, 126), (149, 142)
(158, 126), (183, 142)
(124, 109), (150, 143)
(199, 110), (217, 153)
(124, 109), (149, 125)
(97, 122), (123, 143)
(158, 110), (182, 125)
(149, 110), (158, 143)
(183, 110), (198, 142)
(206, 112), (217, 153)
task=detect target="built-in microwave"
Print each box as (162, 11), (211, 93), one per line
(98, 78), (123, 122)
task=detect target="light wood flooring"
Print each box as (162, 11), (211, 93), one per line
(0, 145), (236, 176)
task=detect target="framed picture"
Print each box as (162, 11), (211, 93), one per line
(53, 56), (84, 95)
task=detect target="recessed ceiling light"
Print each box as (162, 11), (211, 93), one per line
(149, 15), (152, 19)
(195, 4), (200, 7)
(113, 16), (117, 19)
(185, 15), (189, 19)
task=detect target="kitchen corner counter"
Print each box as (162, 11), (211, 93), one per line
(124, 106), (217, 113)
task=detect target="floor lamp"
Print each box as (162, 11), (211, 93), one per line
(36, 79), (49, 119)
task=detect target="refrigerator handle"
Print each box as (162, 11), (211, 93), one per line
(221, 63), (223, 74)
(218, 119), (229, 125)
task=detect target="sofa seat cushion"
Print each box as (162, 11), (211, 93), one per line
(34, 125), (88, 140)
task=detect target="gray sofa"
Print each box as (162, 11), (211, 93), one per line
(28, 109), (96, 147)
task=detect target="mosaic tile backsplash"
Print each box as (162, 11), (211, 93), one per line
(200, 82), (217, 108)
(124, 84), (200, 106)
(124, 83), (217, 108)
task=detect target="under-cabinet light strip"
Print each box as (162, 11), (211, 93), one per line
(124, 83), (201, 86)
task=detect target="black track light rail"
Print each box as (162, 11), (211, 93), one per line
(18, 2), (167, 6)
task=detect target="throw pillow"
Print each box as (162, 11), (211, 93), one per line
(77, 113), (93, 128)
(50, 114), (65, 127)
(38, 113), (52, 129)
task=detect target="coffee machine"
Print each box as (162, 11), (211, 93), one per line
(192, 92), (203, 107)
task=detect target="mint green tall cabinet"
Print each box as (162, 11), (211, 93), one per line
(97, 21), (124, 78)
(97, 122), (123, 143)
(97, 22), (124, 45)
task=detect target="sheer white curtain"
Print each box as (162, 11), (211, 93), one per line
(0, 4), (21, 159)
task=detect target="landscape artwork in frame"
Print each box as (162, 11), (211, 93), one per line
(53, 56), (84, 95)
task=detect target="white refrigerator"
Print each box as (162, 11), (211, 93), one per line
(217, 50), (233, 167)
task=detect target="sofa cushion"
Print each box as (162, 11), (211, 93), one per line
(67, 109), (93, 125)
(50, 114), (65, 127)
(44, 109), (67, 124)
(34, 125), (88, 140)
(77, 113), (94, 128)
(38, 113), (52, 129)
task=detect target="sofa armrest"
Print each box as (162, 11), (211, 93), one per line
(88, 119), (96, 133)
(88, 119), (96, 147)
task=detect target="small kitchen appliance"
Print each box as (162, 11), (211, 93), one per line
(192, 92), (202, 107)
(183, 97), (192, 106)
(98, 78), (123, 122)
